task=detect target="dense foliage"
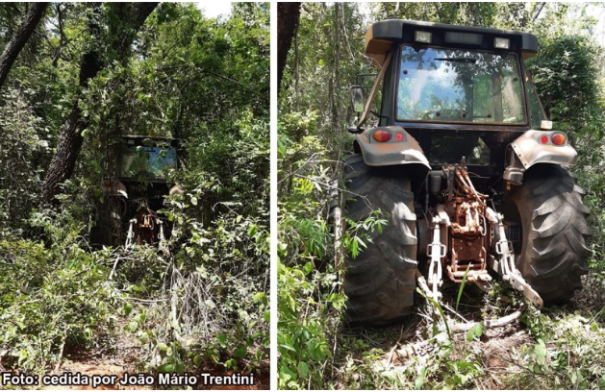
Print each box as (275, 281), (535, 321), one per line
(278, 2), (605, 389)
(0, 2), (269, 382)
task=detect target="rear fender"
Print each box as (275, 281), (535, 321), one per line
(102, 180), (128, 199)
(505, 130), (577, 184)
(169, 185), (183, 196)
(354, 126), (431, 169)
(163, 184), (184, 206)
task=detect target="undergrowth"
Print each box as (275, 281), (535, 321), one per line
(0, 188), (269, 377)
(277, 119), (605, 390)
(0, 116), (269, 380)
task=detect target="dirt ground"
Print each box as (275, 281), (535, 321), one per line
(38, 360), (269, 390)
(39, 352), (269, 390)
(0, 319), (269, 391)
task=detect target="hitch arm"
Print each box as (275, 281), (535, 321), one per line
(125, 218), (136, 249)
(486, 208), (544, 309)
(427, 216), (446, 300)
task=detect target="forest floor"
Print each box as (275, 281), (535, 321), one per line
(330, 270), (605, 389)
(35, 316), (270, 391)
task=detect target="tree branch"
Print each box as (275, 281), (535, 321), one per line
(0, 2), (48, 91)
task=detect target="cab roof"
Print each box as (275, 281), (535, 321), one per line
(122, 135), (180, 148)
(365, 19), (538, 67)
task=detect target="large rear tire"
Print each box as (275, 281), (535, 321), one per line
(508, 165), (591, 303)
(90, 197), (125, 247)
(341, 155), (418, 326)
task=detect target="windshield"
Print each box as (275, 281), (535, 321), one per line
(120, 145), (177, 180)
(397, 46), (526, 124)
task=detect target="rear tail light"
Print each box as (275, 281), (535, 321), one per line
(551, 133), (566, 145)
(538, 132), (567, 145)
(372, 129), (392, 142)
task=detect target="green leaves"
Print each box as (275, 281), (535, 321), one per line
(137, 331), (149, 344)
(253, 292), (268, 307)
(217, 333), (227, 348)
(157, 363), (174, 373)
(233, 344), (248, 359)
(456, 265), (471, 313)
(157, 342), (168, 353)
(465, 324), (483, 342)
(533, 339), (547, 367)
(123, 302), (133, 316)
(297, 361), (309, 378)
(277, 257), (343, 389)
(0, 238), (118, 371)
(414, 368), (428, 390)
(128, 321), (138, 333)
(526, 34), (603, 134)
(342, 210), (388, 259)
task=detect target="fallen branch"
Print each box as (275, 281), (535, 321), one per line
(414, 269), (525, 332)
(415, 270), (470, 323)
(54, 335), (67, 373)
(384, 324), (407, 367)
(393, 332), (449, 360)
(452, 308), (524, 332)
(109, 254), (121, 280)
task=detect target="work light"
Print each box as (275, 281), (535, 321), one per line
(494, 37), (510, 49)
(540, 120), (552, 130)
(415, 31), (432, 43)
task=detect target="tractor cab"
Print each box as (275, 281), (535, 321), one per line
(90, 135), (182, 249)
(120, 137), (177, 181)
(118, 136), (179, 210)
(348, 20), (573, 184)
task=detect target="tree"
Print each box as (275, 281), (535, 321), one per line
(42, 3), (158, 203)
(277, 2), (301, 93)
(526, 35), (603, 134)
(0, 2), (48, 92)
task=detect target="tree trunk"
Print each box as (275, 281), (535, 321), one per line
(277, 2), (301, 93)
(41, 3), (103, 203)
(294, 29), (299, 111)
(0, 2), (48, 92)
(109, 2), (159, 61)
(42, 3), (158, 203)
(332, 3), (340, 131)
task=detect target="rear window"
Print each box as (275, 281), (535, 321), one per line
(120, 146), (177, 180)
(397, 46), (526, 124)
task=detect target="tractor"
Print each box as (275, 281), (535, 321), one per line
(337, 20), (591, 326)
(90, 135), (182, 249)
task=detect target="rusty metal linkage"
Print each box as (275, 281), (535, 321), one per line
(125, 200), (164, 248)
(442, 166), (492, 286)
(429, 164), (543, 308)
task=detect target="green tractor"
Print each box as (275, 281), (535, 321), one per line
(337, 20), (591, 326)
(90, 135), (182, 249)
